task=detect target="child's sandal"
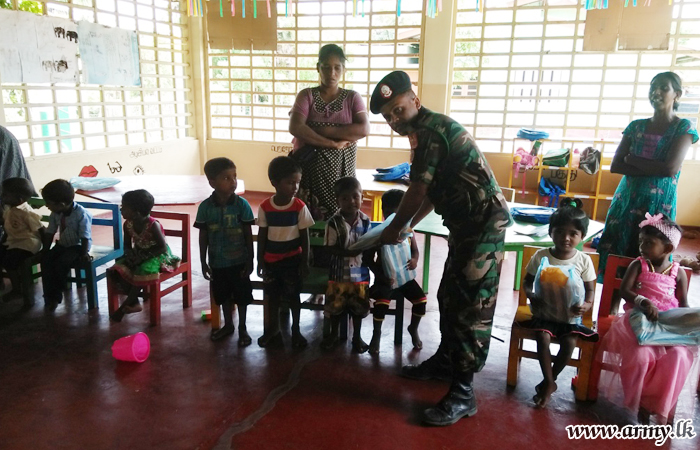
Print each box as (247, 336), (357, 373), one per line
(257, 332), (283, 348)
(238, 332), (252, 347)
(292, 333), (308, 349)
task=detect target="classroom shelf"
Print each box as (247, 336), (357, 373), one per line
(508, 138), (622, 221)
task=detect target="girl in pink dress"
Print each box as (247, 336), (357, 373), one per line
(598, 213), (694, 424)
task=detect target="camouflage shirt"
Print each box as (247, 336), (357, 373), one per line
(407, 107), (508, 229)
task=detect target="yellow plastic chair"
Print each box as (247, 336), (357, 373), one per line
(506, 245), (600, 401)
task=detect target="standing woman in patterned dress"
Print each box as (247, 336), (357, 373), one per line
(289, 44), (370, 220)
(597, 72), (698, 280)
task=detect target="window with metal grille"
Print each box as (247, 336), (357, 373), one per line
(207, 0), (422, 150)
(0, 0), (192, 157)
(451, 0), (700, 159)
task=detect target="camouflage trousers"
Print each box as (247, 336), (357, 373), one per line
(436, 197), (511, 373)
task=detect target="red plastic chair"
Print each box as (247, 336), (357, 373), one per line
(107, 211), (192, 326)
(588, 255), (693, 400)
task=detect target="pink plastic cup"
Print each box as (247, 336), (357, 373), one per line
(111, 332), (150, 363)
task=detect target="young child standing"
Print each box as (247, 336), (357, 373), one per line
(366, 189), (426, 355)
(321, 177), (372, 353)
(0, 178), (44, 302)
(256, 156), (314, 348)
(41, 179), (92, 311)
(195, 158), (255, 344)
(519, 199), (598, 408)
(109, 189), (180, 322)
(598, 214), (693, 425)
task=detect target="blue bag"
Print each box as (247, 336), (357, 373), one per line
(517, 128), (550, 141)
(374, 162), (410, 181)
(538, 178), (566, 207)
(510, 206), (555, 224)
(629, 307), (700, 346)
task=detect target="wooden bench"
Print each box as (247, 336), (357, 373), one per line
(209, 221), (408, 345)
(8, 199), (124, 309)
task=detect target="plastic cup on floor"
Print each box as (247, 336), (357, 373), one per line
(111, 332), (150, 363)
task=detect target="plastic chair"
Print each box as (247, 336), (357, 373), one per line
(9, 199), (124, 309)
(506, 246), (600, 401)
(587, 255), (693, 401)
(107, 210), (191, 326)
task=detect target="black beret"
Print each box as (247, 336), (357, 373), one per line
(370, 71), (413, 114)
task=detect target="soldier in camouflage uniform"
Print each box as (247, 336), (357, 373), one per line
(371, 71), (512, 426)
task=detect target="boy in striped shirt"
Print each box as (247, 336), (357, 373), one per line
(257, 156), (314, 348)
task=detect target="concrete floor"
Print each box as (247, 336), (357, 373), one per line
(0, 193), (698, 450)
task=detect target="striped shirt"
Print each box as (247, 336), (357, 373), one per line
(325, 211), (371, 283)
(47, 202), (92, 249)
(257, 197), (314, 264)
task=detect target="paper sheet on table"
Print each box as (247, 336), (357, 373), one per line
(512, 224), (549, 238)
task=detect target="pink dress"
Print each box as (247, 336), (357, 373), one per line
(598, 257), (696, 419)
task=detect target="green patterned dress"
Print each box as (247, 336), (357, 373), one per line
(597, 118), (698, 280)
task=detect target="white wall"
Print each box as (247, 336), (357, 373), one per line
(25, 138), (201, 192)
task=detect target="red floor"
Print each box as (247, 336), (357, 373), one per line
(0, 192), (698, 450)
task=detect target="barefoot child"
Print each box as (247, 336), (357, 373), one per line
(0, 178), (44, 303)
(321, 177), (372, 353)
(41, 179), (92, 311)
(598, 214), (694, 425)
(195, 158), (255, 344)
(256, 156), (314, 348)
(518, 198), (598, 408)
(366, 189), (426, 355)
(109, 189), (180, 322)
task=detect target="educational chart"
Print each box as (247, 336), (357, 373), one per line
(77, 21), (141, 86)
(0, 10), (79, 83)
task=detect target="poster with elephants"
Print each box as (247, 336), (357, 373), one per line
(0, 10), (78, 83)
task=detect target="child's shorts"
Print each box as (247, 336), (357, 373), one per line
(369, 278), (426, 304)
(263, 256), (302, 305)
(0, 245), (34, 271)
(211, 264), (253, 306)
(324, 281), (370, 317)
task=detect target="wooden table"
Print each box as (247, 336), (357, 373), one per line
(413, 202), (605, 292)
(355, 169), (407, 221)
(76, 175), (244, 205)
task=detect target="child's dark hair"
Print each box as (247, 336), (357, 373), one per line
(549, 197), (589, 236)
(333, 176), (362, 197)
(381, 189), (404, 215)
(41, 179), (75, 204)
(640, 215), (682, 248)
(203, 157), (236, 180)
(2, 177), (35, 199)
(268, 156), (301, 183)
(122, 189), (155, 216)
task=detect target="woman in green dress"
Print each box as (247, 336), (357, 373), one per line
(597, 72), (698, 280)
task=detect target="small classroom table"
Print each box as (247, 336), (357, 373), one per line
(355, 169), (407, 221)
(76, 175), (245, 205)
(413, 202), (605, 293)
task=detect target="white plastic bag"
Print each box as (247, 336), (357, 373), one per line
(531, 256), (585, 324)
(380, 239), (416, 289)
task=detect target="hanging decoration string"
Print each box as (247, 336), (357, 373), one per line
(267, 0), (271, 18)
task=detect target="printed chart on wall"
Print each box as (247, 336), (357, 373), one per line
(77, 21), (141, 86)
(0, 10), (79, 83)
